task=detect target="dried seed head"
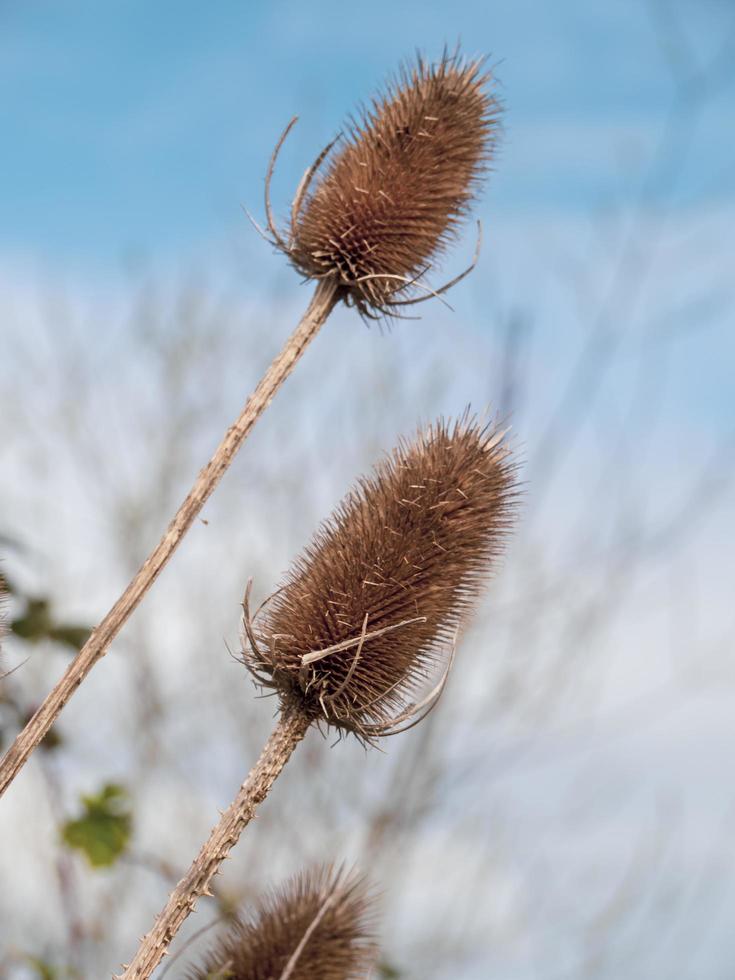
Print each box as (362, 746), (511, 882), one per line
(188, 866), (378, 980)
(244, 415), (517, 739)
(264, 49), (500, 319)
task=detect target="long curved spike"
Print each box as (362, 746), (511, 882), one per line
(353, 272), (455, 312)
(357, 674), (405, 713)
(265, 116), (299, 253)
(378, 696), (442, 737)
(390, 221), (483, 307)
(366, 635), (457, 737)
(366, 262), (429, 303)
(241, 204), (278, 247)
(243, 655), (277, 689)
(251, 585), (287, 625)
(327, 613), (369, 704)
(377, 264), (432, 319)
(241, 578), (267, 663)
(290, 133), (342, 244)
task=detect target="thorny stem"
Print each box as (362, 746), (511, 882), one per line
(116, 706), (311, 980)
(0, 279), (339, 799)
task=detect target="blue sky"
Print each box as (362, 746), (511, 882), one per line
(1, 0), (733, 519)
(1, 5), (735, 975)
(1, 0), (733, 266)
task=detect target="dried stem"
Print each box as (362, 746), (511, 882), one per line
(116, 706), (311, 980)
(0, 279), (339, 798)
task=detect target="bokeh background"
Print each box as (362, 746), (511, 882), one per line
(1, 1), (734, 977)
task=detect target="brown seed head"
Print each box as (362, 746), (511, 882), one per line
(244, 415), (517, 739)
(188, 866), (378, 980)
(270, 49), (499, 319)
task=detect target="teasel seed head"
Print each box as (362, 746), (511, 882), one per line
(243, 414), (518, 740)
(255, 48), (500, 320)
(188, 865), (378, 980)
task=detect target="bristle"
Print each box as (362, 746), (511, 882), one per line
(187, 866), (378, 980)
(244, 416), (518, 737)
(289, 50), (499, 317)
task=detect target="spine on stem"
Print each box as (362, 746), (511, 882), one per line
(117, 706), (311, 980)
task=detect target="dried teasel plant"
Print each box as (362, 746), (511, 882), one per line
(255, 48), (499, 319)
(0, 45), (497, 799)
(187, 865), (378, 980)
(245, 414), (517, 740)
(118, 415), (517, 978)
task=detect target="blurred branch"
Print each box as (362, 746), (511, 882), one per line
(0, 279), (338, 799)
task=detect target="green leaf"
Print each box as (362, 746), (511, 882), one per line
(22, 956), (79, 980)
(11, 598), (54, 641)
(61, 783), (132, 868)
(24, 957), (58, 980)
(10, 595), (92, 650)
(378, 964), (403, 979)
(48, 624), (93, 651)
(40, 723), (64, 752)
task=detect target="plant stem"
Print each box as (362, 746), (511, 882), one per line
(0, 279), (339, 798)
(115, 706), (311, 979)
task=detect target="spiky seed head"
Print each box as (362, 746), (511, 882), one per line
(187, 866), (378, 980)
(244, 415), (517, 738)
(290, 50), (499, 316)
